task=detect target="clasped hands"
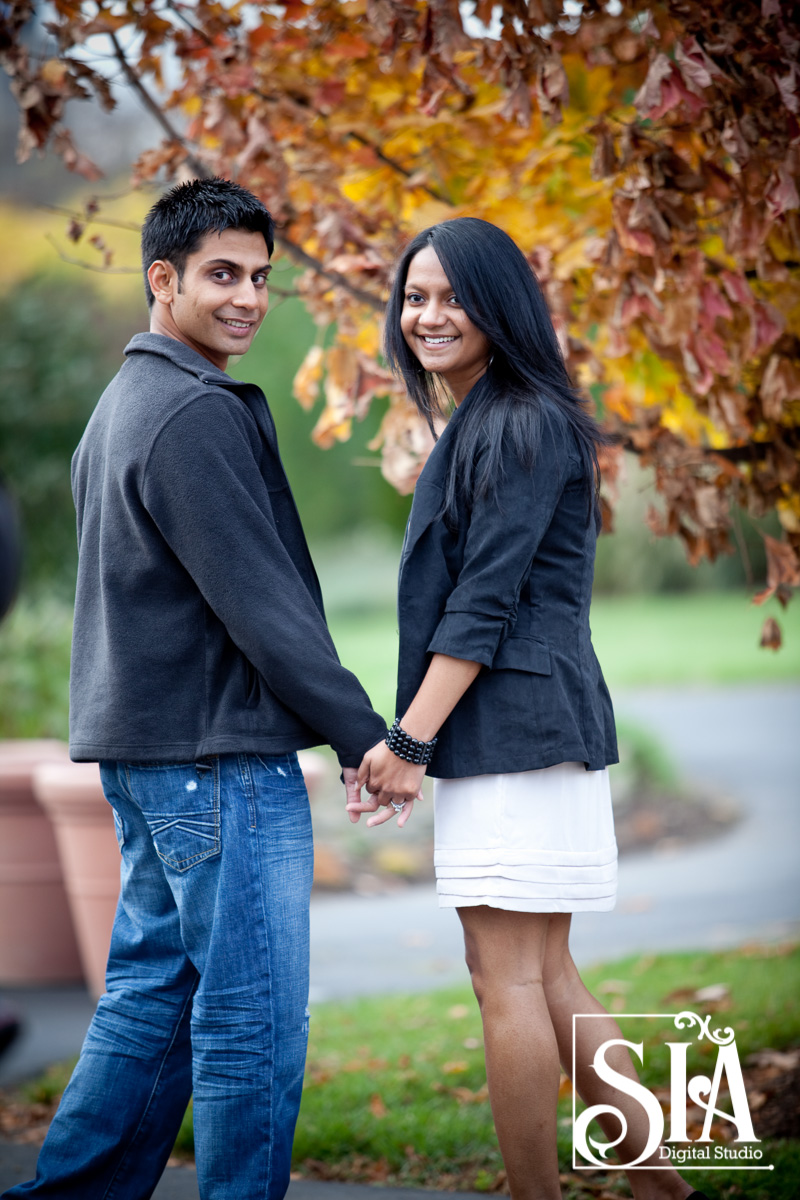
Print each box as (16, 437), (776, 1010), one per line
(343, 740), (426, 829)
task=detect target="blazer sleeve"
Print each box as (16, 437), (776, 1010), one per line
(426, 412), (582, 667)
(141, 392), (386, 766)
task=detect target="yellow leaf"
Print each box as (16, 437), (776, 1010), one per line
(292, 345), (324, 410)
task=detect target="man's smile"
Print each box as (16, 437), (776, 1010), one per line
(218, 317), (254, 329)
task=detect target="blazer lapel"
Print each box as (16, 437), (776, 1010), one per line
(400, 395), (472, 563)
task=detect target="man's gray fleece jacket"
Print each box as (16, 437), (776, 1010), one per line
(70, 333), (387, 767)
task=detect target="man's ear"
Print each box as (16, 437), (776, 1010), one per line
(147, 259), (178, 305)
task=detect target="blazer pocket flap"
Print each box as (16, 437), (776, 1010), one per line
(492, 635), (552, 676)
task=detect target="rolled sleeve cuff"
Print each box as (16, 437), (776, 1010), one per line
(426, 610), (509, 668)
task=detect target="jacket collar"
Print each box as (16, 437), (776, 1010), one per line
(124, 332), (248, 391)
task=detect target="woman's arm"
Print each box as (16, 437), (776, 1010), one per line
(349, 653), (482, 826)
(352, 412), (581, 826)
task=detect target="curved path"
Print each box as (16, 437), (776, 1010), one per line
(308, 683), (800, 1001)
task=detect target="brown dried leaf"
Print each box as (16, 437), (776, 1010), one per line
(759, 616), (782, 650)
(764, 534), (800, 591)
(760, 355), (800, 421)
(369, 403), (440, 495)
(447, 1004), (469, 1019)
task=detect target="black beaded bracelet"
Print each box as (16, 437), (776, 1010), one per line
(385, 718), (438, 765)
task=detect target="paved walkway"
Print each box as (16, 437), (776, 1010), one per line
(308, 682), (800, 1000)
(0, 1142), (478, 1200)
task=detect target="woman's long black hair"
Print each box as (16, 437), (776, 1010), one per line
(384, 217), (613, 524)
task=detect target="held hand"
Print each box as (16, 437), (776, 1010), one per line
(345, 741), (426, 828)
(342, 767), (362, 825)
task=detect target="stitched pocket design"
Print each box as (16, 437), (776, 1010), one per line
(124, 761), (221, 871)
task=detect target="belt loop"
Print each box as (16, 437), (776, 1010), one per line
(238, 753), (254, 801)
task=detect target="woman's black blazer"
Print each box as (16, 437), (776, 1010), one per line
(396, 392), (618, 779)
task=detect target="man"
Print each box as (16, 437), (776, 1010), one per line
(4, 178), (386, 1200)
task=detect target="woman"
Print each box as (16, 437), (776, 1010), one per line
(348, 219), (707, 1200)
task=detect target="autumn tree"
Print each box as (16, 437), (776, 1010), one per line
(2, 0), (799, 642)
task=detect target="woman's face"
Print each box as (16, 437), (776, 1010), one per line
(400, 245), (491, 405)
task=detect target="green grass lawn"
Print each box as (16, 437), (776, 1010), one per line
(589, 591), (800, 689)
(174, 944), (800, 1197)
(294, 944), (800, 1199)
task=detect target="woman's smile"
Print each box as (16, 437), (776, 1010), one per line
(401, 245), (490, 405)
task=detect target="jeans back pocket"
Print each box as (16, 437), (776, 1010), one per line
(123, 760), (221, 871)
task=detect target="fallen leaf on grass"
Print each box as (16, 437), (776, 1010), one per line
(368, 1093), (387, 1118)
(694, 983), (729, 1004)
(663, 982), (730, 1007)
(441, 1060), (469, 1074)
(596, 979), (631, 995)
(451, 1083), (490, 1104)
(746, 1048), (800, 1070)
(341, 1056), (388, 1073)
(447, 1004), (470, 1019)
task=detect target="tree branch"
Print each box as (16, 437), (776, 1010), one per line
(617, 433), (798, 465)
(163, 0), (214, 46)
(45, 233), (140, 274)
(108, 30), (212, 181)
(39, 203), (141, 232)
(247, 84), (453, 204)
(107, 31), (387, 312)
(347, 132), (453, 205)
(272, 235), (386, 312)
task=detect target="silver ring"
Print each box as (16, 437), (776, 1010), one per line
(390, 800), (406, 814)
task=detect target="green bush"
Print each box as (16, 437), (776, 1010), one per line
(0, 273), (138, 592)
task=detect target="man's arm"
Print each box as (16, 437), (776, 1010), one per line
(142, 392), (386, 764)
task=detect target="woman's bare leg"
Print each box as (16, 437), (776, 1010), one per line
(457, 905), (562, 1200)
(542, 914), (694, 1200)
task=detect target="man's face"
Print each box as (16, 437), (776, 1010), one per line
(148, 227), (271, 370)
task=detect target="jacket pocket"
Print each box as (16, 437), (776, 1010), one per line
(492, 634), (552, 676)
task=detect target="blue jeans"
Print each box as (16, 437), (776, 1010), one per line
(3, 753), (313, 1200)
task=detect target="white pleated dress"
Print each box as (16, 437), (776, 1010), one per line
(433, 761), (617, 912)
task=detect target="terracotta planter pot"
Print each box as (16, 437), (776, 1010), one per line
(0, 740), (84, 985)
(33, 763), (120, 1000)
